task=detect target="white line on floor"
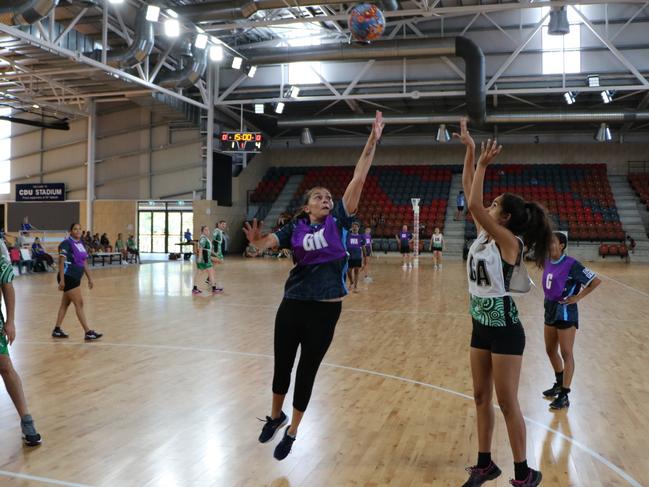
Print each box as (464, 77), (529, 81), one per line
(18, 339), (643, 487)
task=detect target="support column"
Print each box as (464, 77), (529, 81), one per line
(86, 99), (96, 233)
(206, 64), (215, 201)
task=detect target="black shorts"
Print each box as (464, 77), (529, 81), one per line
(400, 244), (410, 254)
(546, 320), (579, 330)
(544, 300), (579, 328)
(470, 319), (526, 355)
(432, 247), (443, 253)
(348, 258), (363, 269)
(57, 274), (81, 292)
(457, 206), (465, 211)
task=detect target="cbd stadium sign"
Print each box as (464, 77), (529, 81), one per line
(16, 183), (66, 201)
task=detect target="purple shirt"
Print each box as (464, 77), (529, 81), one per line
(274, 200), (353, 300)
(399, 232), (413, 245)
(347, 233), (365, 260)
(59, 237), (88, 279)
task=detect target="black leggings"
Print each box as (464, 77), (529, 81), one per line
(273, 298), (342, 412)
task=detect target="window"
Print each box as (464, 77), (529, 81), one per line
(272, 25), (323, 86)
(542, 7), (582, 75)
(0, 108), (11, 194)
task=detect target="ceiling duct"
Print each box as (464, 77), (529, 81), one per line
(548, 7), (570, 35)
(248, 36), (486, 125)
(0, 0), (59, 25)
(175, 0), (375, 21)
(158, 37), (208, 89)
(277, 110), (649, 127)
(106, 8), (155, 69)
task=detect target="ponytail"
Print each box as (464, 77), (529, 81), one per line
(522, 202), (553, 267)
(500, 193), (553, 268)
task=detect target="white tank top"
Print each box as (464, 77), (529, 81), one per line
(432, 234), (443, 246)
(467, 231), (521, 298)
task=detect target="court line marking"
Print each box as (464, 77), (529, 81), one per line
(0, 470), (93, 487)
(17, 340), (643, 487)
(597, 271), (649, 300)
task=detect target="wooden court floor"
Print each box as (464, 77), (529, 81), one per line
(1, 257), (648, 487)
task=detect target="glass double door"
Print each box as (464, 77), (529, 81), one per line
(138, 211), (193, 253)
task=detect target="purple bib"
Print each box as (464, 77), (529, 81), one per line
(348, 234), (363, 249)
(364, 235), (372, 247)
(400, 232), (411, 241)
(542, 255), (575, 301)
(291, 215), (347, 266)
(68, 237), (88, 267)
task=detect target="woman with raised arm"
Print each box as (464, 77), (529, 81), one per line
(244, 110), (384, 461)
(455, 119), (551, 487)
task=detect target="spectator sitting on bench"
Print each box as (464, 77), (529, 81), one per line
(100, 233), (112, 252)
(115, 233), (128, 261)
(31, 238), (55, 271)
(9, 246), (33, 275)
(127, 235), (139, 263)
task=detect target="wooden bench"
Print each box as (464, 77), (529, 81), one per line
(92, 252), (122, 266)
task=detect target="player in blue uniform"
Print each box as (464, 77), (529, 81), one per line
(542, 232), (601, 409)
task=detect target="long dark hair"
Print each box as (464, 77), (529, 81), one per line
(294, 186), (331, 221)
(69, 222), (81, 232)
(500, 193), (553, 268)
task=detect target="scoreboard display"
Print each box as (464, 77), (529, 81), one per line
(220, 132), (263, 153)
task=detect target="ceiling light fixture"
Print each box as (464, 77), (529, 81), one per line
(275, 102), (285, 114)
(601, 90), (613, 104)
(594, 123), (612, 142)
(232, 57), (243, 70)
(209, 45), (223, 62)
(194, 33), (208, 49)
(563, 91), (576, 105)
(164, 18), (180, 37)
(254, 104), (264, 114)
(145, 5), (160, 22)
(247, 65), (257, 78)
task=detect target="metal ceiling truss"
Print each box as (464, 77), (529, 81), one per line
(0, 2), (207, 114)
(215, 4), (649, 115)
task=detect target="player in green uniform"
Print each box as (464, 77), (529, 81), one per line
(0, 254), (42, 446)
(209, 221), (226, 293)
(192, 226), (218, 295)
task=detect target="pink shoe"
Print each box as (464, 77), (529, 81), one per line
(192, 288), (202, 295)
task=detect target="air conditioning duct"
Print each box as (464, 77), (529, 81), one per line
(0, 0), (59, 25)
(248, 36), (486, 125)
(548, 7), (570, 35)
(106, 8), (155, 68)
(158, 37), (208, 89)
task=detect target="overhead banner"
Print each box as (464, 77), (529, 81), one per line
(16, 183), (66, 202)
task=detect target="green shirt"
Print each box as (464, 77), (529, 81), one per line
(212, 228), (224, 259)
(199, 235), (212, 264)
(0, 256), (15, 327)
(127, 238), (137, 249)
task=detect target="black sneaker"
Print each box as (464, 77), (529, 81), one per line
(542, 382), (561, 398)
(258, 411), (287, 443)
(273, 426), (296, 461)
(462, 462), (502, 487)
(21, 418), (42, 447)
(510, 469), (542, 486)
(550, 394), (570, 410)
(84, 330), (103, 341)
(51, 327), (69, 338)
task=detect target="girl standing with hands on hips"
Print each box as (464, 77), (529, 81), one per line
(244, 111), (384, 461)
(456, 118), (552, 487)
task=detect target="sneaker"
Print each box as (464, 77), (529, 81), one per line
(21, 417), (42, 447)
(84, 330), (103, 341)
(258, 411), (287, 443)
(543, 382), (561, 398)
(51, 327), (69, 339)
(510, 469), (542, 486)
(550, 394), (570, 410)
(462, 462), (502, 487)
(402, 264), (407, 270)
(273, 426), (296, 461)
(212, 288), (224, 295)
(192, 288), (202, 295)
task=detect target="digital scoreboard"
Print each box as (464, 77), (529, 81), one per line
(220, 132), (263, 153)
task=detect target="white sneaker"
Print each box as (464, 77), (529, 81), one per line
(402, 264), (407, 269)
